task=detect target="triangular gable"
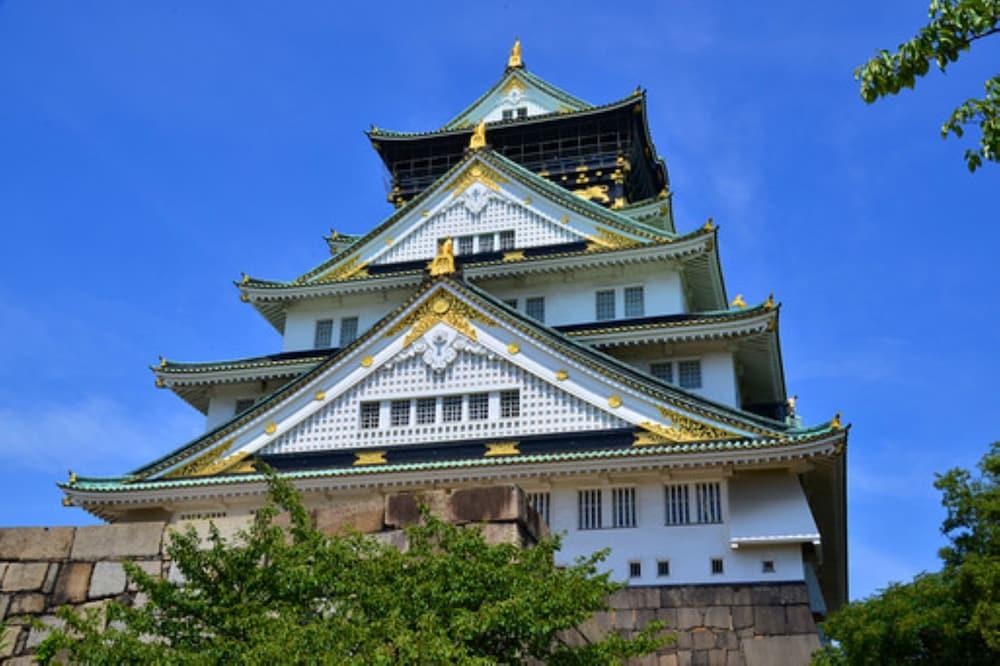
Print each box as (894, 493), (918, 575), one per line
(444, 69), (591, 131)
(297, 150), (670, 286)
(146, 278), (790, 481)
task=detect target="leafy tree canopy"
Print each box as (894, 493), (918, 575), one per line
(813, 442), (1000, 665)
(37, 472), (668, 665)
(855, 0), (1000, 171)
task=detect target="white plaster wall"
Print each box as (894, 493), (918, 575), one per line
(281, 289), (410, 352)
(543, 480), (806, 586)
(205, 381), (285, 431)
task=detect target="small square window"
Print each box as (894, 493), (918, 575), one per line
(711, 558), (724, 575)
(360, 402), (380, 430)
(595, 290), (616, 321)
(516, 107), (528, 119)
(628, 561), (642, 578)
(502, 109), (513, 121)
(650, 362), (673, 383)
(525, 297), (545, 322)
(678, 360), (702, 389)
(657, 560), (670, 577)
(468, 393), (489, 420)
(762, 560), (775, 574)
(624, 286), (645, 317)
(340, 317), (359, 346)
(416, 398), (436, 425)
(234, 398), (255, 415)
(457, 235), (474, 255)
(503, 298), (518, 309)
(390, 400), (410, 427)
(500, 390), (520, 418)
(478, 234), (494, 253)
(499, 230), (516, 250)
(442, 395), (463, 422)
(314, 319), (333, 348)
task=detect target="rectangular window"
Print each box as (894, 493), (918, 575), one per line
(629, 561), (642, 578)
(390, 400), (410, 427)
(650, 362), (673, 383)
(503, 298), (518, 309)
(468, 393), (489, 420)
(502, 109), (513, 121)
(499, 230), (516, 250)
(678, 360), (702, 389)
(695, 482), (722, 524)
(611, 487), (636, 528)
(711, 558), (724, 575)
(442, 395), (463, 422)
(516, 107), (528, 119)
(665, 484), (691, 526)
(340, 317), (359, 346)
(595, 290), (616, 321)
(500, 390), (520, 418)
(578, 489), (602, 530)
(762, 560), (776, 574)
(527, 492), (550, 524)
(525, 297), (545, 322)
(416, 398), (437, 425)
(457, 235), (474, 255)
(234, 398), (255, 415)
(314, 319), (333, 348)
(478, 234), (494, 253)
(624, 286), (645, 317)
(360, 402), (380, 430)
(657, 560), (671, 577)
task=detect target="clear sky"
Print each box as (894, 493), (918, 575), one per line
(1, 1), (997, 600)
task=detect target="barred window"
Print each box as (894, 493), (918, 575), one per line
(629, 561), (642, 578)
(502, 109), (513, 121)
(442, 395), (463, 422)
(695, 482), (722, 524)
(762, 560), (775, 574)
(500, 390), (520, 418)
(527, 491), (550, 524)
(595, 290), (616, 321)
(468, 393), (489, 420)
(478, 234), (494, 253)
(678, 360), (702, 389)
(711, 558), (724, 575)
(360, 402), (380, 430)
(578, 489), (602, 530)
(525, 297), (545, 322)
(516, 107), (528, 119)
(650, 362), (673, 383)
(457, 235), (474, 255)
(624, 286), (645, 317)
(339, 317), (359, 346)
(657, 560), (671, 577)
(611, 487), (636, 528)
(234, 398), (255, 415)
(503, 298), (518, 309)
(665, 484), (691, 525)
(390, 400), (410, 427)
(416, 398), (437, 425)
(314, 319), (333, 348)
(499, 230), (516, 250)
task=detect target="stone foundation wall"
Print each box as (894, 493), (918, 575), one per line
(1, 487), (820, 665)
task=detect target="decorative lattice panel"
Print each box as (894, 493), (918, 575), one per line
(262, 350), (627, 454)
(375, 191), (580, 265)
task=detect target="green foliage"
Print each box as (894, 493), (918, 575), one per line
(36, 471), (669, 665)
(855, 0), (1000, 171)
(813, 442), (1000, 665)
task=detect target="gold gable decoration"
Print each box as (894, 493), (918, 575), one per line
(386, 291), (498, 348)
(469, 120), (487, 150)
(428, 238), (456, 276)
(315, 254), (369, 283)
(447, 162), (509, 198)
(632, 407), (742, 446)
(586, 227), (643, 252)
(163, 440), (253, 478)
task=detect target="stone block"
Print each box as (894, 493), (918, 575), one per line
(685, 586), (722, 607)
(370, 529), (408, 551)
(167, 561), (185, 584)
(127, 560), (163, 591)
(384, 490), (450, 527)
(659, 654), (679, 666)
(72, 523), (164, 560)
(448, 486), (523, 523)
(676, 651), (692, 666)
(52, 562), (92, 606)
(718, 630), (739, 650)
(1, 624), (21, 658)
(692, 628), (716, 650)
(8, 593), (46, 615)
(89, 562), (127, 598)
(732, 606), (753, 630)
(615, 609), (637, 630)
(6, 657), (40, 666)
(42, 562), (59, 593)
(691, 650), (710, 666)
(26, 614), (65, 649)
(708, 649), (728, 666)
(0, 527), (74, 561)
(779, 583), (810, 605)
(753, 606), (786, 636)
(312, 496), (384, 535)
(675, 630), (693, 649)
(785, 605), (816, 634)
(578, 614), (611, 643)
(731, 586), (753, 606)
(677, 607), (703, 630)
(749, 585), (781, 606)
(742, 634), (821, 666)
(0, 592), (9, 618)
(726, 649), (745, 666)
(167, 515), (252, 551)
(704, 606), (731, 630)
(656, 607), (678, 629)
(1, 563), (49, 592)
(661, 586), (686, 607)
(473, 522), (526, 546)
(637, 608), (657, 628)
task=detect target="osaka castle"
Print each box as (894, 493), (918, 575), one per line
(61, 41), (847, 611)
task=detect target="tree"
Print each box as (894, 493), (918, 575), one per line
(37, 472), (668, 665)
(813, 442), (1000, 664)
(855, 0), (1000, 171)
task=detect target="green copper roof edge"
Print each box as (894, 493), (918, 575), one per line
(63, 427), (846, 493)
(154, 354), (332, 375)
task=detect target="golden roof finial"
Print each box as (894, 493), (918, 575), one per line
(703, 217), (715, 231)
(786, 395), (798, 415)
(68, 470), (77, 485)
(764, 293), (776, 309)
(831, 412), (843, 430)
(507, 38), (523, 69)
(158, 355), (167, 369)
(240, 272), (249, 285)
(428, 238), (456, 276)
(730, 294), (747, 309)
(469, 120), (487, 150)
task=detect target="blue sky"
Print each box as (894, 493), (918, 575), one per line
(0, 1), (997, 600)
